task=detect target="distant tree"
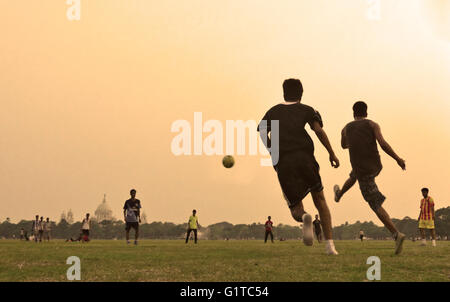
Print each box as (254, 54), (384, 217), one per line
(66, 209), (74, 224)
(60, 211), (67, 223)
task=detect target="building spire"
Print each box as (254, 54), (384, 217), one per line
(103, 193), (106, 203)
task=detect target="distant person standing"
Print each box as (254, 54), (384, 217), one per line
(264, 216), (274, 243)
(44, 218), (51, 241)
(185, 210), (199, 244)
(313, 215), (322, 243)
(123, 189), (141, 245)
(37, 217), (44, 242)
(32, 215), (40, 243)
(418, 188), (436, 247)
(81, 213), (91, 242)
(359, 230), (364, 242)
(20, 228), (25, 240)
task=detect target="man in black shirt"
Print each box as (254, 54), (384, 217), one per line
(258, 79), (340, 255)
(313, 215), (322, 243)
(123, 189), (142, 245)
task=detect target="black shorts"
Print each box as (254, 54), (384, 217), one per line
(125, 222), (139, 231)
(82, 229), (90, 236)
(276, 153), (323, 208)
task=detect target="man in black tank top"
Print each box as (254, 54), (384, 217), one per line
(258, 79), (340, 255)
(333, 101), (407, 255)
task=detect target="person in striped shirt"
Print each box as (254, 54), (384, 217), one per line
(418, 188), (436, 247)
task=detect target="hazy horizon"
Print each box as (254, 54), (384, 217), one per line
(1, 0), (449, 228)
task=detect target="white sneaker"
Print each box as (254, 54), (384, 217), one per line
(326, 246), (339, 255)
(420, 239), (427, 246)
(432, 240), (436, 247)
(333, 185), (341, 202)
(302, 213), (313, 246)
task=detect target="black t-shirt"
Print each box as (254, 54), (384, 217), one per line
(258, 103), (323, 161)
(313, 219), (322, 231)
(343, 119), (382, 179)
(123, 199), (141, 223)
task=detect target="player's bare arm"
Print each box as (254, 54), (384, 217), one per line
(341, 128), (349, 149)
(311, 121), (340, 168)
(371, 121), (406, 170)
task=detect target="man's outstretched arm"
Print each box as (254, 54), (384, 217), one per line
(311, 121), (340, 168)
(371, 121), (406, 170)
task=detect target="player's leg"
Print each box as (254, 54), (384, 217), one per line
(289, 202), (306, 223)
(316, 230), (322, 243)
(359, 176), (405, 254)
(270, 231), (274, 243)
(311, 190), (338, 255)
(264, 231), (268, 243)
(194, 229), (198, 244)
(185, 229), (191, 243)
(125, 223), (131, 244)
(419, 228), (426, 245)
(134, 224), (139, 244)
(431, 229), (436, 246)
(334, 174), (357, 202)
(372, 206), (405, 254)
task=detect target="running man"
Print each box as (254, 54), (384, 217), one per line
(335, 101), (406, 254)
(264, 216), (274, 243)
(81, 213), (91, 242)
(123, 189), (141, 245)
(313, 215), (322, 243)
(258, 78), (340, 255)
(418, 188), (436, 247)
(32, 215), (40, 242)
(185, 210), (199, 244)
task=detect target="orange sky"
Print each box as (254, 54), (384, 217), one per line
(0, 0), (449, 226)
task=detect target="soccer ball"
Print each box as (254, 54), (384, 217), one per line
(222, 155), (235, 169)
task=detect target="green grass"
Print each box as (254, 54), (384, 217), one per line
(0, 239), (449, 282)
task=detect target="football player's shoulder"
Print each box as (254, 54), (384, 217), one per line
(298, 103), (316, 112)
(267, 103), (283, 113)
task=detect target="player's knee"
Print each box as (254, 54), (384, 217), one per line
(291, 211), (303, 223)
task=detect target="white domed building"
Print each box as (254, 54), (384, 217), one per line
(94, 194), (114, 222)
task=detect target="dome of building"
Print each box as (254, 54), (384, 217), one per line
(95, 194), (113, 222)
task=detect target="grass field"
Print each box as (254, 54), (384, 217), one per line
(0, 239), (449, 282)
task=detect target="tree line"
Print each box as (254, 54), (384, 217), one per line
(1, 207), (449, 240)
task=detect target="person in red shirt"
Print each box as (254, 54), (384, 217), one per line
(264, 216), (274, 243)
(418, 188), (436, 247)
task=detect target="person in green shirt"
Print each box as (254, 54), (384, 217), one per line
(185, 209), (199, 244)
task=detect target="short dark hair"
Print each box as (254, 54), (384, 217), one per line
(283, 79), (303, 101)
(421, 188), (429, 193)
(353, 101), (368, 117)
(130, 189), (136, 194)
(193, 209), (197, 213)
